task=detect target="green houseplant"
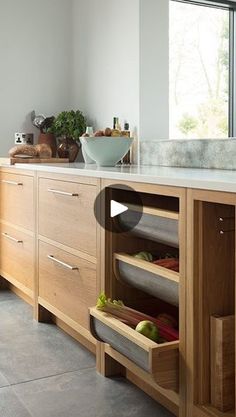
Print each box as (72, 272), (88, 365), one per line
(53, 110), (86, 162)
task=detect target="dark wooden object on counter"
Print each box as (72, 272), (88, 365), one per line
(10, 157), (69, 165)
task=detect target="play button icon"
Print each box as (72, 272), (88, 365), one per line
(110, 200), (128, 218)
(94, 183), (143, 233)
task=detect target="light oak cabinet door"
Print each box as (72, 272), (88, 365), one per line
(38, 178), (97, 256)
(38, 241), (97, 330)
(0, 224), (34, 296)
(0, 172), (34, 231)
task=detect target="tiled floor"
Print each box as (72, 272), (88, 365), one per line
(0, 291), (174, 417)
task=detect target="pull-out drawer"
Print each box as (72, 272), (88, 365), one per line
(118, 206), (179, 248)
(0, 172), (34, 231)
(39, 241), (97, 330)
(38, 178), (97, 256)
(0, 224), (34, 296)
(114, 253), (179, 306)
(90, 307), (179, 391)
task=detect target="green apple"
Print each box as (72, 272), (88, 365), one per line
(135, 320), (159, 342)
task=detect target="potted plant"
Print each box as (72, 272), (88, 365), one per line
(52, 110), (86, 162)
(31, 111), (57, 157)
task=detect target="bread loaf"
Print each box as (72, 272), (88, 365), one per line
(35, 144), (52, 158)
(9, 143), (52, 159)
(9, 145), (38, 158)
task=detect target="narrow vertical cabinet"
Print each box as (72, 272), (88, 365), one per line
(186, 189), (236, 417)
(0, 168), (35, 303)
(90, 179), (187, 417)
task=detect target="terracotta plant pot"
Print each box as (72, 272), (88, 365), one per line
(38, 133), (57, 157)
(57, 137), (81, 162)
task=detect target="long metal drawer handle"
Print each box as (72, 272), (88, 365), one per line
(47, 255), (78, 271)
(1, 180), (23, 186)
(2, 232), (23, 243)
(48, 188), (79, 197)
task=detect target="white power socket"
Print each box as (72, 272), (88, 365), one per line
(15, 133), (34, 145)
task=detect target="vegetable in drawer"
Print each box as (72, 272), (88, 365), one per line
(96, 293), (179, 342)
(153, 258), (179, 272)
(132, 251), (179, 272)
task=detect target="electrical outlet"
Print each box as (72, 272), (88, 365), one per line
(15, 133), (34, 145)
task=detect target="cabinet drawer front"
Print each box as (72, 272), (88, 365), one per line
(39, 241), (97, 330)
(0, 224), (34, 294)
(0, 173), (34, 231)
(38, 178), (97, 256)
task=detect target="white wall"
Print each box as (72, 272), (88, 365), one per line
(72, 0), (140, 137)
(140, 0), (169, 140)
(0, 0), (169, 157)
(0, 0), (72, 156)
(72, 0), (169, 154)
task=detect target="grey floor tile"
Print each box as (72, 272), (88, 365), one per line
(0, 329), (95, 385)
(0, 291), (173, 417)
(0, 386), (32, 417)
(14, 368), (174, 417)
(0, 293), (34, 335)
(0, 291), (19, 303)
(0, 371), (9, 388)
(0, 292), (36, 334)
(0, 292), (95, 384)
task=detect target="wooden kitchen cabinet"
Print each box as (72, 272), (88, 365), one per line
(38, 240), (97, 339)
(0, 168), (35, 303)
(91, 179), (186, 417)
(0, 223), (34, 298)
(186, 189), (236, 417)
(36, 172), (100, 351)
(38, 176), (97, 257)
(0, 166), (235, 417)
(0, 170), (34, 231)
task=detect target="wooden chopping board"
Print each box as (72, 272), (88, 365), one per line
(10, 157), (69, 165)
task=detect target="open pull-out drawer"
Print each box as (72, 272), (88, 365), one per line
(90, 307), (179, 391)
(117, 205), (179, 248)
(114, 253), (179, 307)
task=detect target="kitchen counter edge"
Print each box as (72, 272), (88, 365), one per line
(1, 161), (236, 193)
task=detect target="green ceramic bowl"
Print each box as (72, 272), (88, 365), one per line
(80, 137), (134, 167)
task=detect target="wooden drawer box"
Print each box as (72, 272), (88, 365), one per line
(38, 241), (97, 330)
(38, 178), (97, 256)
(0, 223), (34, 296)
(114, 253), (179, 307)
(0, 172), (34, 231)
(118, 206), (179, 248)
(90, 307), (179, 391)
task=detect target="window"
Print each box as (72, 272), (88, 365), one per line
(169, 0), (234, 139)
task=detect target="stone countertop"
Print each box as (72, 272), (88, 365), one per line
(2, 161), (236, 193)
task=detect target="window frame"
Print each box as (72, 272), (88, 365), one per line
(170, 0), (236, 137)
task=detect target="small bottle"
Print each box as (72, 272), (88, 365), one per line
(113, 117), (121, 131)
(113, 117), (118, 129)
(86, 126), (94, 136)
(121, 122), (132, 165)
(121, 122), (131, 138)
